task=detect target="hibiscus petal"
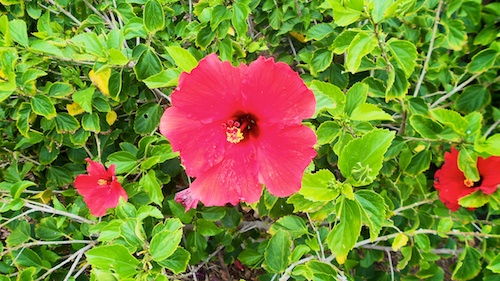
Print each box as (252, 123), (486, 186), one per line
(187, 142), (261, 207)
(256, 124), (317, 197)
(160, 107), (230, 176)
(85, 158), (108, 178)
(74, 174), (100, 196)
(434, 148), (474, 211)
(84, 184), (125, 216)
(174, 188), (200, 211)
(242, 57), (316, 125)
(170, 54), (245, 123)
(477, 155), (500, 195)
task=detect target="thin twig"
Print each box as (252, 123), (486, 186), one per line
(386, 250), (394, 281)
(152, 88), (172, 104)
(2, 240), (93, 257)
(361, 244), (464, 255)
(35, 242), (96, 281)
(413, 0), (444, 97)
(307, 213), (325, 260)
(45, 0), (92, 32)
(2, 147), (41, 165)
(392, 198), (436, 216)
(82, 0), (113, 27)
(429, 73), (481, 108)
(484, 118), (500, 138)
(23, 200), (94, 225)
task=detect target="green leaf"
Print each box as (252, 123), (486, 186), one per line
(156, 247), (190, 274)
(310, 49), (334, 75)
(455, 85), (491, 114)
(269, 216), (308, 239)
(73, 88), (95, 113)
(409, 114), (444, 140)
(9, 19), (29, 46)
(414, 234), (430, 252)
(6, 220), (30, 246)
(10, 180), (36, 199)
(48, 82), (74, 98)
(309, 80), (345, 118)
(351, 103), (394, 121)
(466, 48), (499, 74)
(328, 0), (362, 26)
(451, 247), (481, 280)
(12, 248), (44, 268)
(150, 229), (183, 261)
(385, 68), (409, 101)
(31, 95), (57, 119)
(431, 108), (468, 135)
(238, 249), (263, 266)
(458, 148), (479, 181)
(35, 217), (63, 240)
(354, 190), (386, 241)
(134, 47), (163, 81)
(458, 190), (490, 209)
(387, 39), (417, 77)
(134, 102), (163, 135)
(71, 33), (105, 58)
(445, 19), (467, 51)
(475, 134), (500, 156)
(306, 260), (338, 280)
(345, 82), (368, 116)
(326, 197), (361, 264)
(54, 113), (80, 134)
(306, 23), (335, 41)
(405, 150), (432, 175)
(16, 102), (31, 137)
(30, 40), (64, 56)
(371, 0), (393, 23)
(82, 113), (101, 133)
(166, 46), (198, 72)
(144, 0), (165, 33)
(346, 33), (377, 73)
(143, 69), (180, 88)
(487, 252), (500, 274)
(196, 25), (216, 50)
(86, 244), (140, 278)
(299, 170), (339, 202)
(196, 219), (223, 236)
(107, 151), (138, 174)
(338, 128), (395, 186)
(232, 3), (249, 36)
(263, 229), (291, 273)
(331, 30), (357, 54)
(139, 170), (163, 205)
(316, 121), (341, 145)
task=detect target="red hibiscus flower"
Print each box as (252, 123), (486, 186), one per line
(74, 158), (128, 216)
(434, 148), (500, 211)
(160, 54), (317, 210)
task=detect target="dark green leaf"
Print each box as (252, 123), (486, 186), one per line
(263, 230), (291, 273)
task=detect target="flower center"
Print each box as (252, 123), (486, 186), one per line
(463, 177), (483, 188)
(222, 114), (257, 144)
(97, 179), (109, 186)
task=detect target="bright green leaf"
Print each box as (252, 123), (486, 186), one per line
(263, 230), (291, 273)
(86, 244), (140, 278)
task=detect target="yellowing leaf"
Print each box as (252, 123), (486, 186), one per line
(67, 102), (84, 116)
(289, 31), (307, 43)
(392, 233), (408, 251)
(89, 68), (111, 96)
(106, 110), (117, 125)
(0, 69), (6, 80)
(227, 26), (235, 36)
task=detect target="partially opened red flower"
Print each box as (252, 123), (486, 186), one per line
(160, 54), (316, 211)
(74, 158), (128, 216)
(434, 148), (500, 211)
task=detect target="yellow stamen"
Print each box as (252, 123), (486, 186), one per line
(226, 126), (244, 144)
(97, 179), (108, 186)
(463, 179), (474, 187)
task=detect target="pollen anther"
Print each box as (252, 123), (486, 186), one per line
(463, 179), (474, 187)
(97, 179), (108, 186)
(226, 126), (244, 144)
